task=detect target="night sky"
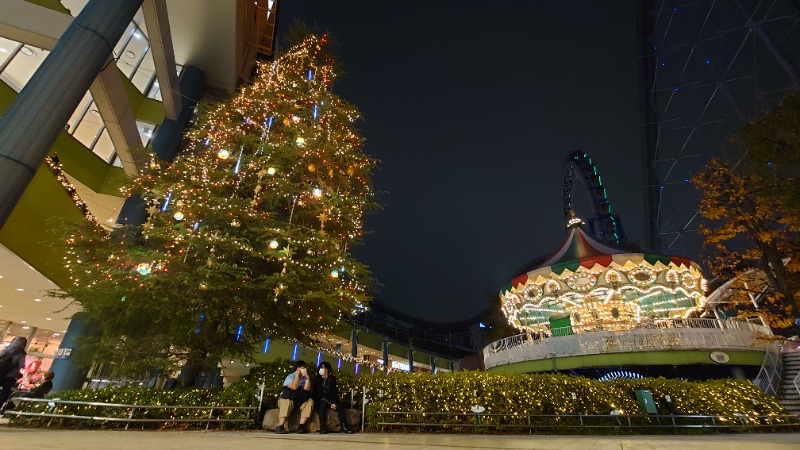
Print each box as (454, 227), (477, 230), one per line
(277, 1), (644, 323)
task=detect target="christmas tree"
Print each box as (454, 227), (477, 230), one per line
(60, 34), (378, 382)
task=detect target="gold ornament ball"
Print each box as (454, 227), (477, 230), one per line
(217, 149), (230, 159)
(347, 167), (355, 176)
(296, 136), (305, 146)
(231, 219), (241, 227)
(269, 240), (279, 249)
(199, 283), (209, 291)
(267, 167), (276, 175)
(173, 211), (185, 221)
(307, 163), (316, 172)
(283, 118), (291, 126)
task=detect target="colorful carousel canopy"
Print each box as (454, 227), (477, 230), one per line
(500, 216), (708, 333)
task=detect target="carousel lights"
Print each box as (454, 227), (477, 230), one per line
(567, 215), (583, 227)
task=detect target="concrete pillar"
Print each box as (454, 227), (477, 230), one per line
(0, 0), (143, 228)
(50, 313), (101, 392)
(350, 329), (358, 358)
(381, 341), (389, 369)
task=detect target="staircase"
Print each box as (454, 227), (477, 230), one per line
(778, 351), (800, 416)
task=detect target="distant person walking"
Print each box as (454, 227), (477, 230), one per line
(0, 337), (27, 407)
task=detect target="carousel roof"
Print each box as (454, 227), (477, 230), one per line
(504, 222), (697, 292)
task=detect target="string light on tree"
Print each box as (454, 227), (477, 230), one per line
(56, 33), (379, 381)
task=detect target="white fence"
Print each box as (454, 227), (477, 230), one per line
(484, 318), (773, 370)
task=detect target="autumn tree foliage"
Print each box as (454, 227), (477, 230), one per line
(693, 94), (800, 331)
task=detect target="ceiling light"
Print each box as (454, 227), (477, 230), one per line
(53, 333), (60, 336)
(20, 320), (26, 324)
(34, 298), (42, 302)
(0, 48), (7, 53)
(125, 50), (136, 59)
(133, 31), (143, 40)
(22, 326), (30, 330)
(16, 288), (24, 292)
(20, 46), (35, 56)
(0, 275), (4, 278)
(46, 318), (52, 321)
(89, 109), (100, 117)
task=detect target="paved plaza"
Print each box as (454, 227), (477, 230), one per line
(0, 429), (798, 450)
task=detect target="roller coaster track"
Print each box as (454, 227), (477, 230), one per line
(562, 151), (625, 247)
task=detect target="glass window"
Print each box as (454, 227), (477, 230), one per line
(72, 107), (104, 152)
(132, 47), (156, 93)
(92, 128), (115, 163)
(66, 91), (94, 133)
(28, 327), (62, 357)
(136, 120), (156, 147)
(117, 27), (149, 79)
(114, 22), (137, 59)
(0, 45), (49, 92)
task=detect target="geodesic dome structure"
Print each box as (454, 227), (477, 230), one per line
(500, 216), (708, 333)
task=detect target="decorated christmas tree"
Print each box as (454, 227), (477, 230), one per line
(60, 34), (377, 382)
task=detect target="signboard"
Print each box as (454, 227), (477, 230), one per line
(710, 351), (730, 363)
(55, 348), (72, 359)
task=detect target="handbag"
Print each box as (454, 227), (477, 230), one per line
(280, 386), (309, 401)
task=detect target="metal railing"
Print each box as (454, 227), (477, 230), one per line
(794, 370), (800, 397)
(376, 411), (800, 433)
(484, 318), (773, 369)
(3, 398), (256, 430)
(753, 344), (783, 396)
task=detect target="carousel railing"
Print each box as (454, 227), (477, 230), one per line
(484, 318), (773, 370)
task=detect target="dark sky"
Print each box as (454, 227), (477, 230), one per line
(277, 1), (644, 323)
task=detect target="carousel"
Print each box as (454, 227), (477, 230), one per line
(486, 212), (774, 380)
(500, 212), (707, 335)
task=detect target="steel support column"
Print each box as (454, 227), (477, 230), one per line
(0, 0), (143, 227)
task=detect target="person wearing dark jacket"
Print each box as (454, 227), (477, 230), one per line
(312, 361), (353, 434)
(0, 337), (27, 408)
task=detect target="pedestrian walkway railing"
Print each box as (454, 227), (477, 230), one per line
(4, 398), (255, 430)
(753, 343), (783, 396)
(375, 411), (800, 433)
(484, 318), (774, 369)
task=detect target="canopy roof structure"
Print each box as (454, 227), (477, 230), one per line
(500, 215), (708, 332)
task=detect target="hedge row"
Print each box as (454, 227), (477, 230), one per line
(11, 360), (798, 432)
